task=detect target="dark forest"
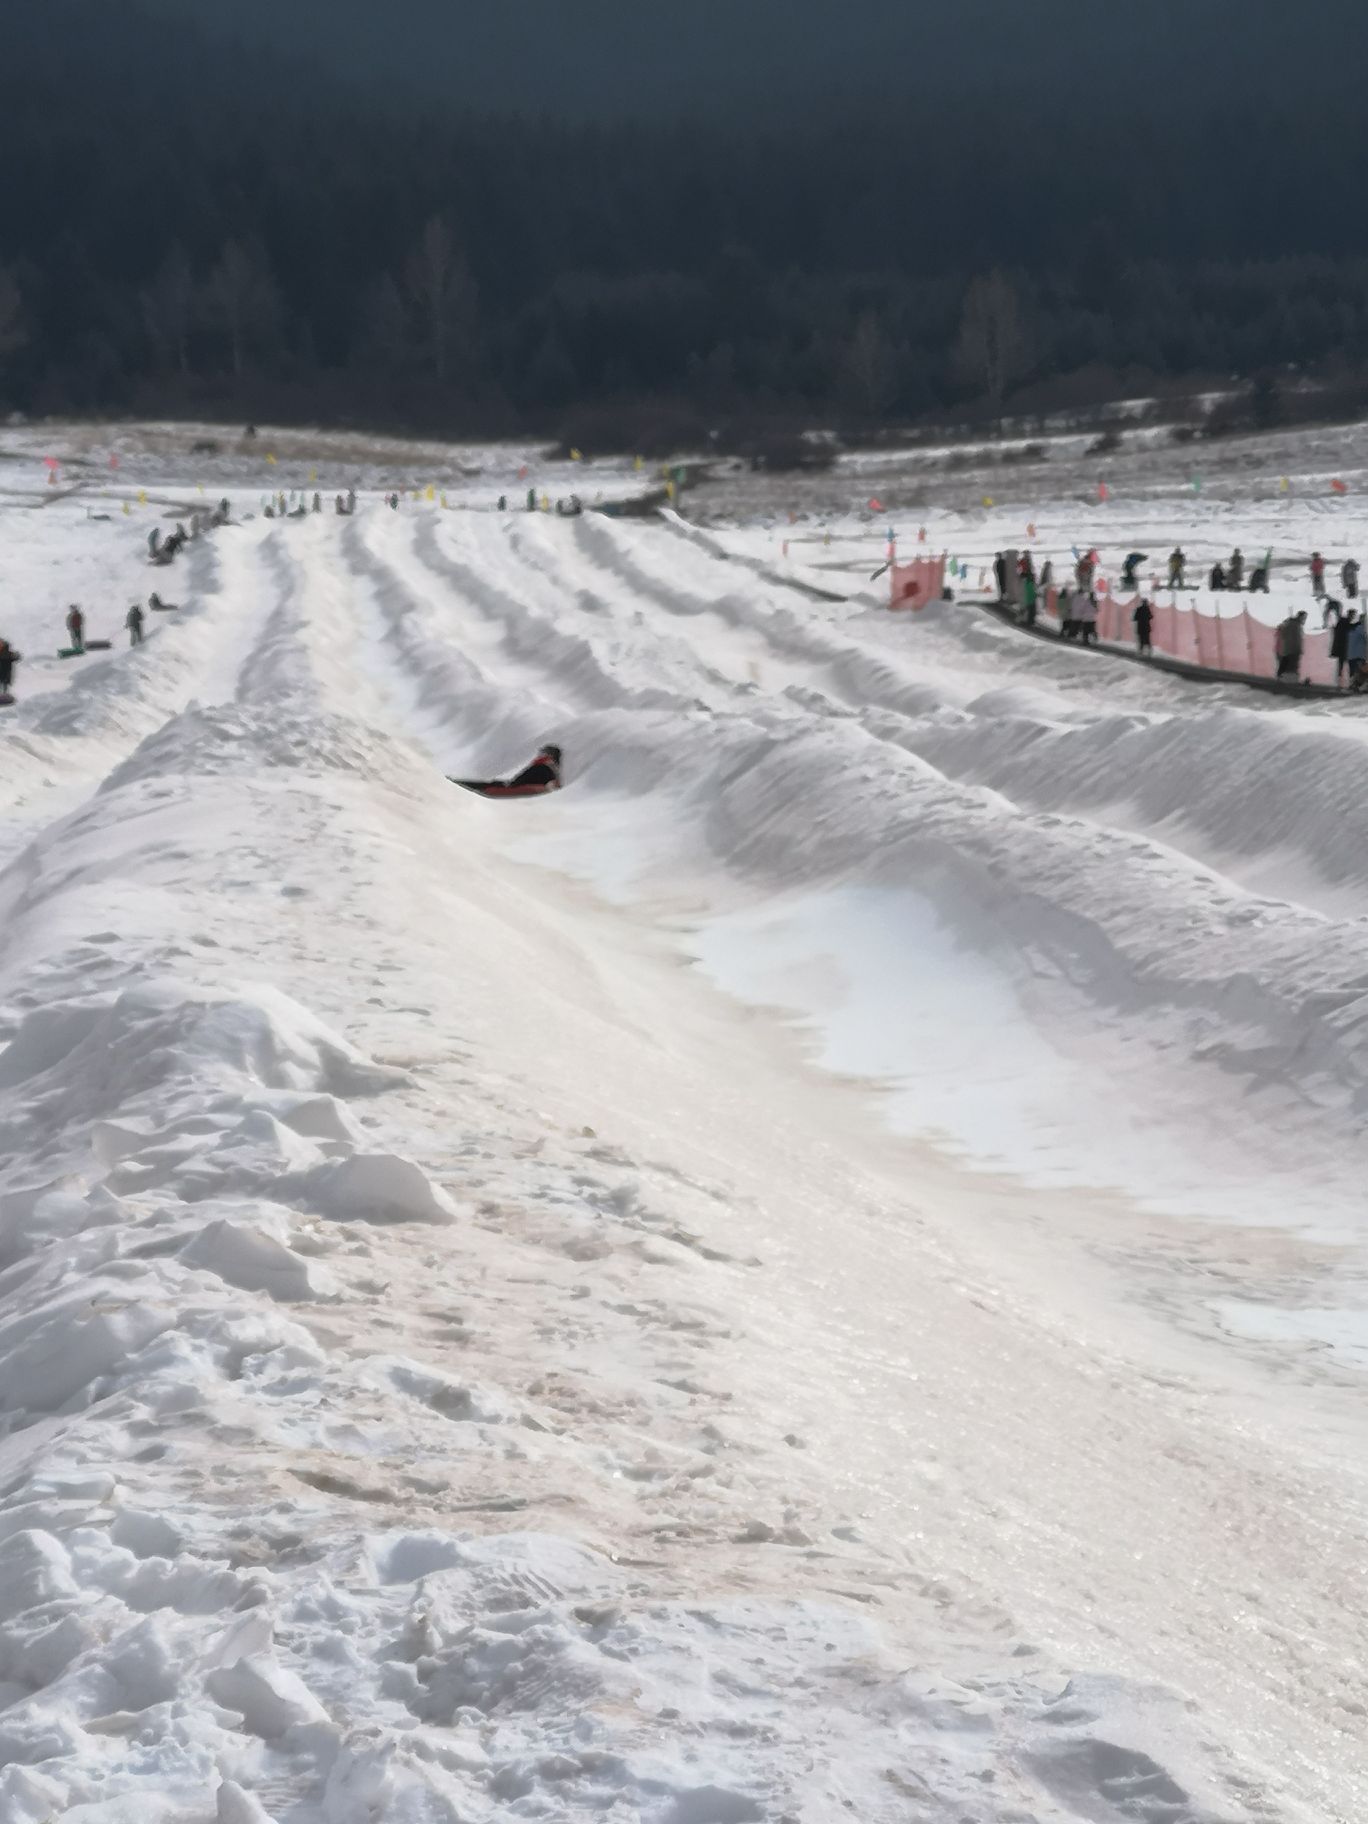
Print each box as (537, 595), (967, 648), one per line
(6, 1), (1368, 442)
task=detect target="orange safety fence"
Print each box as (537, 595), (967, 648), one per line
(1041, 587), (1339, 686)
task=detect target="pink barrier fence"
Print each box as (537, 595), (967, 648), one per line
(1043, 588), (1337, 685)
(889, 556), (946, 609)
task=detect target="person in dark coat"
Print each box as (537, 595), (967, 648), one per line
(1275, 610), (1307, 679)
(1332, 609), (1354, 684)
(1134, 598), (1154, 654)
(993, 553), (1008, 602)
(126, 602), (145, 647)
(65, 605), (85, 652)
(1227, 548), (1244, 590)
(1348, 613), (1368, 688)
(1342, 558), (1360, 599)
(0, 638), (18, 696)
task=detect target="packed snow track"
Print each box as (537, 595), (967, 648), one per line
(1, 472), (1364, 1824)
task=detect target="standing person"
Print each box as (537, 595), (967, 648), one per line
(1275, 610), (1306, 679)
(1021, 566), (1038, 627)
(1077, 589), (1099, 645)
(1039, 557), (1054, 595)
(1348, 612), (1368, 688)
(1058, 585), (1075, 639)
(1134, 598), (1154, 654)
(346, 488), (357, 515)
(126, 602), (145, 647)
(1227, 547), (1244, 590)
(1342, 557), (1360, 599)
(65, 605), (85, 653)
(993, 552), (1008, 602)
(1342, 609), (1364, 685)
(1322, 596), (1343, 632)
(312, 492), (322, 513)
(1209, 560), (1227, 591)
(0, 637), (18, 699)
(1311, 551), (1326, 597)
(526, 485), (537, 512)
(1168, 547), (1186, 588)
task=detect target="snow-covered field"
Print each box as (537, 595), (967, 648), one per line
(2, 422), (1367, 1822)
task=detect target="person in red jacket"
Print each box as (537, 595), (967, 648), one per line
(1311, 552), (1327, 598)
(450, 744), (563, 799)
(65, 605), (85, 652)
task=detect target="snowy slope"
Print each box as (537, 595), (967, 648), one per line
(1, 450), (1366, 1821)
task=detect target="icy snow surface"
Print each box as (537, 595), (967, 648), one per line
(1, 421), (1366, 1821)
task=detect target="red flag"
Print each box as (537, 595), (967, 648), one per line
(917, 525), (927, 543)
(868, 497), (884, 512)
(1027, 522), (1037, 538)
(108, 453), (119, 470)
(1097, 481), (1109, 502)
(1332, 478), (1348, 495)
(42, 456), (58, 470)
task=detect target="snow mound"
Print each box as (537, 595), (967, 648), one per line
(0, 980), (405, 1116)
(285, 1151), (459, 1225)
(99, 701), (424, 796)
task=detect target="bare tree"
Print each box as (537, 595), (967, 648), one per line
(354, 272), (410, 374)
(404, 215), (476, 386)
(0, 264), (27, 363)
(204, 238), (280, 382)
(840, 309), (898, 418)
(954, 270), (1026, 423)
(141, 246), (194, 377)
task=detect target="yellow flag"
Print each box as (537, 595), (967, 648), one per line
(1280, 477), (1290, 492)
(266, 453), (277, 465)
(309, 468), (317, 483)
(425, 485), (435, 503)
(570, 447), (582, 462)
(666, 479), (676, 501)
(197, 483), (204, 494)
(634, 455), (643, 472)
(982, 495), (995, 508)
(137, 489), (147, 506)
(541, 493), (550, 511)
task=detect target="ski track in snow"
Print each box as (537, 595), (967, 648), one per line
(0, 473), (1366, 1821)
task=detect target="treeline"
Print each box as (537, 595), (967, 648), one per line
(7, 3), (1368, 442)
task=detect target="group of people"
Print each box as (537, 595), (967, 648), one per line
(59, 593), (173, 657)
(149, 500), (230, 564)
(992, 541), (1368, 688)
(1310, 552), (1360, 600)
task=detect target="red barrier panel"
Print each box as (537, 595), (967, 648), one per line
(890, 556), (947, 610)
(1036, 585), (1344, 684)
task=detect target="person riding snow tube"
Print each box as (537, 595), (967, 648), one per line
(450, 744), (563, 798)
